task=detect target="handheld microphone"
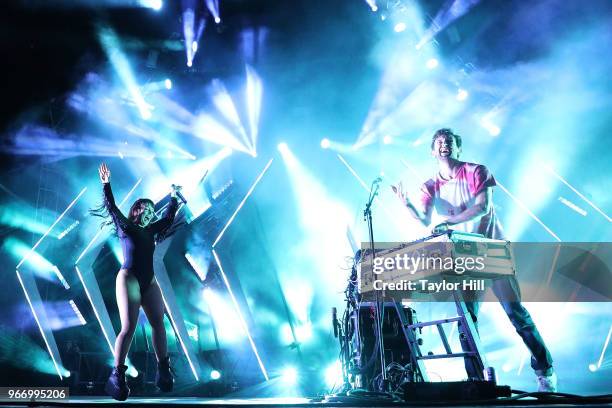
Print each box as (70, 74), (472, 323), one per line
(171, 184), (188, 205)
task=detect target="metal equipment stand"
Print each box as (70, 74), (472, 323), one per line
(395, 291), (488, 382)
(363, 177), (387, 390)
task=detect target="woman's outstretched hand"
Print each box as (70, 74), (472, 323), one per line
(99, 163), (111, 184)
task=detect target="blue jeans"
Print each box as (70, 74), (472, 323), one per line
(459, 276), (554, 378)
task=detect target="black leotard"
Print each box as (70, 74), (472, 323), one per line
(103, 182), (179, 296)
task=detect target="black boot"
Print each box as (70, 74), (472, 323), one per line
(105, 364), (130, 401)
(156, 356), (174, 392)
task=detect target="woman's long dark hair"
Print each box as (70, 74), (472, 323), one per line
(90, 198), (154, 233)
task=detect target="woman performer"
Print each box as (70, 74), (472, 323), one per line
(91, 163), (181, 401)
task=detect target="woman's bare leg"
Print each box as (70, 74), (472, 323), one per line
(141, 280), (168, 362)
(114, 270), (141, 366)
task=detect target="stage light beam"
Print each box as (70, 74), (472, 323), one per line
(98, 27), (152, 120)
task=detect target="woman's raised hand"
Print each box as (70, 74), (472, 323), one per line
(98, 163), (111, 183)
(391, 182), (407, 204)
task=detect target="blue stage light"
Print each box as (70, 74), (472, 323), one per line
(211, 370), (221, 380)
(456, 88), (469, 101)
(320, 138), (330, 149)
(277, 142), (289, 153)
(281, 366), (297, 384)
(394, 22), (406, 33)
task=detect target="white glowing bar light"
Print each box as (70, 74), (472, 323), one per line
(69, 300), (87, 326)
(17, 187), (87, 270)
(185, 253), (207, 281)
(16, 270), (63, 379)
(51, 265), (70, 290)
(75, 266), (115, 354)
(212, 249), (269, 381)
(337, 154), (369, 191)
(558, 196), (587, 216)
(597, 323), (612, 369)
(543, 165), (611, 222)
(213, 159), (273, 247)
(57, 220), (80, 240)
(159, 290), (200, 381)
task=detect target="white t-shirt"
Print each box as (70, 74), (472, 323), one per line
(419, 161), (504, 239)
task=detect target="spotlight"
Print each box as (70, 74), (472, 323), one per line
(187, 60), (193, 67)
(281, 366), (297, 384)
(456, 88), (468, 101)
(320, 138), (330, 149)
(164, 78), (172, 90)
(325, 361), (342, 386)
(141, 0), (162, 10)
(214, 17), (221, 24)
(141, 110), (152, 120)
(589, 363), (598, 372)
(277, 142), (289, 153)
(63, 370), (71, 378)
(383, 135), (392, 144)
(488, 125), (501, 136)
(480, 117), (501, 137)
(394, 22), (407, 33)
(426, 58), (439, 69)
(210, 370), (221, 380)
(192, 41), (198, 53)
(365, 0), (377, 12)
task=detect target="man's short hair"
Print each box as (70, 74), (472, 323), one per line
(431, 128), (462, 150)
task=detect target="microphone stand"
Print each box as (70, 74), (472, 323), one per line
(363, 178), (388, 392)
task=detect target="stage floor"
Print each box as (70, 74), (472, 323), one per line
(1, 396), (612, 408)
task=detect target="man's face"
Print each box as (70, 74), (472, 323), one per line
(431, 135), (460, 160)
(136, 203), (155, 227)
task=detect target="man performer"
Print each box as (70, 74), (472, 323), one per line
(393, 128), (557, 391)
